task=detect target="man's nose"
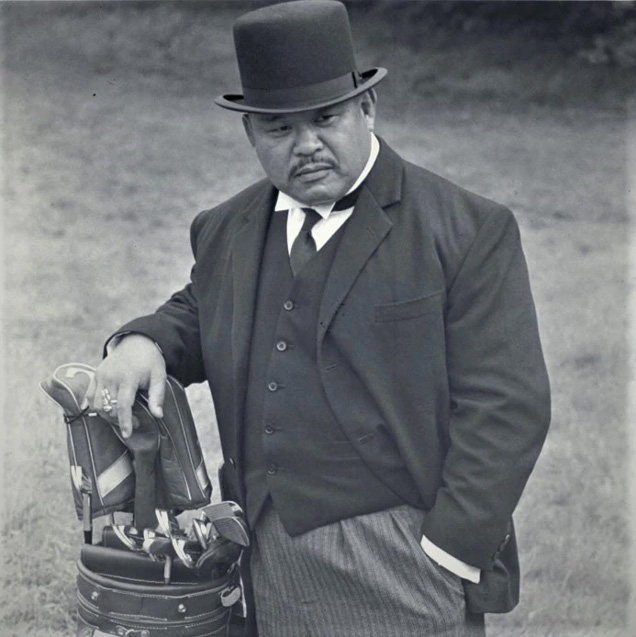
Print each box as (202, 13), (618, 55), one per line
(293, 125), (323, 155)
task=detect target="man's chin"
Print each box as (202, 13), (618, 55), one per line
(289, 179), (344, 206)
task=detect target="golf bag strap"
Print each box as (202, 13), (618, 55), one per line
(125, 424), (160, 529)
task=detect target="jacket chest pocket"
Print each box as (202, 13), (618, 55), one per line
(375, 290), (444, 323)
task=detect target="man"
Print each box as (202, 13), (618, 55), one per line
(90, 1), (550, 635)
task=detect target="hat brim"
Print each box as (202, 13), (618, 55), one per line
(214, 67), (387, 114)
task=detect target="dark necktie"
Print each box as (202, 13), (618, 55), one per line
(289, 208), (322, 276)
(288, 184), (363, 277)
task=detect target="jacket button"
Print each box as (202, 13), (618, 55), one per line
(267, 464), (278, 475)
(275, 340), (288, 352)
(267, 381), (278, 392)
(283, 300), (294, 311)
(264, 425), (275, 435)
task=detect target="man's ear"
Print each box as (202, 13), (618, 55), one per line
(360, 89), (377, 131)
(242, 114), (256, 146)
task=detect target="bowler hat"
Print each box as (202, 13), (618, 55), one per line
(215, 0), (387, 113)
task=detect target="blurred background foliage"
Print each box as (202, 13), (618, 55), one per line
(5, 0), (634, 113)
(345, 0), (636, 68)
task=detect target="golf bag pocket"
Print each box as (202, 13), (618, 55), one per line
(76, 547), (238, 637)
(40, 363), (135, 519)
(41, 363), (213, 519)
(137, 376), (212, 510)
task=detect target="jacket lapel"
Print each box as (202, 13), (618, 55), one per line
(318, 140), (403, 340)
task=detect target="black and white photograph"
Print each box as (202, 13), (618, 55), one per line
(1, 1), (635, 635)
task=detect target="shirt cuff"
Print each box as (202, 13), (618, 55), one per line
(420, 534), (481, 584)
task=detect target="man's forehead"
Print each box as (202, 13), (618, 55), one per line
(251, 101), (352, 123)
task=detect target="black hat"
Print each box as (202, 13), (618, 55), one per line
(215, 0), (387, 113)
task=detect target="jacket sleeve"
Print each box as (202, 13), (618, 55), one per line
(107, 212), (208, 386)
(421, 205), (551, 571)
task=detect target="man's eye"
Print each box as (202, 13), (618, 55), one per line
(316, 114), (336, 125)
(267, 125), (291, 135)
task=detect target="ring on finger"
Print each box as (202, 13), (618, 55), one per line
(103, 398), (118, 411)
(103, 401), (118, 413)
(101, 389), (118, 413)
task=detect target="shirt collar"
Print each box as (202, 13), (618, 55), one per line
(274, 133), (380, 218)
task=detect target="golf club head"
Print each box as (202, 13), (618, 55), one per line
(144, 536), (171, 554)
(198, 511), (220, 541)
(171, 536), (200, 569)
(201, 501), (244, 521)
(201, 501), (250, 547)
(155, 509), (178, 537)
(112, 525), (143, 552)
(195, 538), (242, 577)
(143, 536), (175, 563)
(213, 516), (250, 547)
(191, 518), (210, 551)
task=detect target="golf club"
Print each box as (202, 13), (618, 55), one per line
(143, 536), (175, 583)
(191, 518), (210, 551)
(195, 538), (242, 578)
(71, 466), (93, 544)
(201, 501), (250, 547)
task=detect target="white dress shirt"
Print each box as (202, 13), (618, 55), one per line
(274, 131), (481, 584)
(275, 134), (380, 253)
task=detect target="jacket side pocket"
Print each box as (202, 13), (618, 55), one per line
(375, 290), (444, 322)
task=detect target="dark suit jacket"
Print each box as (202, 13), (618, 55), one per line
(118, 139), (551, 614)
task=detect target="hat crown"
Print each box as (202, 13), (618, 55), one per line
(234, 0), (356, 91)
(216, 0), (387, 113)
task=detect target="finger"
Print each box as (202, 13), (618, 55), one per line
(115, 383), (137, 439)
(147, 369), (166, 418)
(91, 361), (118, 414)
(89, 376), (112, 416)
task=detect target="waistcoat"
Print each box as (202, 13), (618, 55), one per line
(242, 209), (404, 536)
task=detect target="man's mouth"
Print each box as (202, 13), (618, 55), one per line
(293, 163), (333, 179)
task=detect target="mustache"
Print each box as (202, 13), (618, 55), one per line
(290, 157), (335, 178)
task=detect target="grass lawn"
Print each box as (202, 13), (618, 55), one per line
(2, 2), (635, 635)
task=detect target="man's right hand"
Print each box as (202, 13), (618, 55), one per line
(89, 334), (167, 439)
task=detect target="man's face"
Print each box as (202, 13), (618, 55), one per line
(242, 92), (376, 205)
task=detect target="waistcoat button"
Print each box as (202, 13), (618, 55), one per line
(264, 425), (275, 435)
(283, 300), (294, 311)
(267, 464), (278, 475)
(276, 340), (288, 352)
(267, 381), (278, 392)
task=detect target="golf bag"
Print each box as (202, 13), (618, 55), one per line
(41, 363), (248, 637)
(40, 363), (212, 525)
(76, 547), (240, 637)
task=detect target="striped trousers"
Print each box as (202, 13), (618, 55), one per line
(250, 502), (486, 636)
